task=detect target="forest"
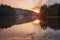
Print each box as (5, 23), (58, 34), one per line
(40, 3), (60, 30)
(0, 3), (60, 30)
(0, 4), (34, 29)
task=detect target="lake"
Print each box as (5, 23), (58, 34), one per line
(0, 21), (60, 40)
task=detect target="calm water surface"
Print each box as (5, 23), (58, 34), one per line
(0, 22), (60, 40)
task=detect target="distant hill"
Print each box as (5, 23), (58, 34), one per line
(15, 8), (35, 24)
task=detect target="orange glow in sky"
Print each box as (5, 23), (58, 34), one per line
(0, 0), (48, 10)
(33, 9), (40, 13)
(32, 6), (40, 13)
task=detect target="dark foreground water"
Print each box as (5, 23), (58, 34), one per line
(0, 22), (60, 40)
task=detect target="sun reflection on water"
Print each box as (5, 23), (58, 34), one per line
(32, 19), (40, 26)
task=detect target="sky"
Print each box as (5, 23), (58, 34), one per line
(45, 0), (60, 5)
(0, 0), (48, 10)
(0, 0), (60, 10)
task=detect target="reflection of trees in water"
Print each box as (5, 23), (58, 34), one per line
(0, 3), (60, 30)
(0, 4), (34, 29)
(15, 8), (34, 24)
(40, 3), (60, 30)
(0, 4), (17, 29)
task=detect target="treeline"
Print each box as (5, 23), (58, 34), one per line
(40, 3), (60, 30)
(0, 4), (17, 29)
(0, 4), (34, 29)
(0, 3), (60, 30)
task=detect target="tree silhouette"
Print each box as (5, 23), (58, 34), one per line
(0, 4), (17, 29)
(40, 5), (49, 29)
(0, 4), (34, 29)
(40, 3), (60, 30)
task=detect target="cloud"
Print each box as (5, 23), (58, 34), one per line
(0, 0), (48, 10)
(45, 0), (60, 5)
(1, 0), (35, 10)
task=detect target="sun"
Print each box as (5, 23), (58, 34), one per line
(32, 6), (40, 13)
(33, 9), (40, 13)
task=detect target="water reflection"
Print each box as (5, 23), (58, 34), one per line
(0, 21), (60, 40)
